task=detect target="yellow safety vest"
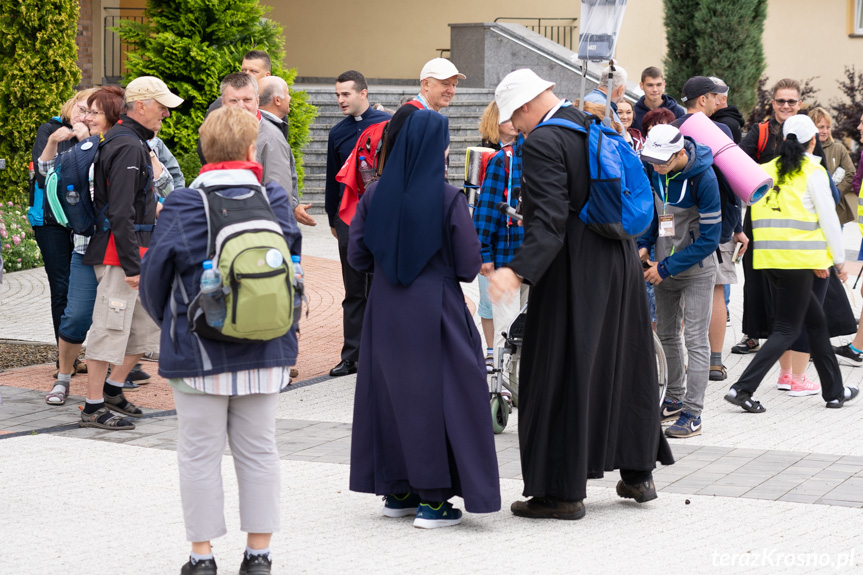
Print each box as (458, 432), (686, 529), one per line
(857, 186), (863, 235)
(751, 157), (833, 270)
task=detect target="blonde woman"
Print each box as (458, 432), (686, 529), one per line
(809, 107), (856, 224)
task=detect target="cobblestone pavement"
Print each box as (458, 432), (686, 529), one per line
(2, 221), (863, 573)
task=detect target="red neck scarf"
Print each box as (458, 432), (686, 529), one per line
(199, 161), (263, 182)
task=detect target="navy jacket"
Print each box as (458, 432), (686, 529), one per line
(632, 94), (686, 132)
(140, 168), (302, 378)
(638, 138), (722, 279)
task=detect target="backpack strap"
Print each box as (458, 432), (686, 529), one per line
(375, 121), (390, 178)
(534, 116), (593, 214)
(534, 118), (589, 134)
(196, 183), (268, 260)
(756, 121), (769, 161)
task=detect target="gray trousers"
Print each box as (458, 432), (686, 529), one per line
(173, 389), (281, 542)
(654, 270), (716, 417)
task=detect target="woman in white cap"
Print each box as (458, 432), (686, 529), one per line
(725, 115), (858, 412)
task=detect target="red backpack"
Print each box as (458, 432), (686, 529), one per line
(755, 120), (770, 161)
(334, 100), (426, 224)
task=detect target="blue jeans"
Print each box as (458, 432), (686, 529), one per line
(33, 224), (73, 342)
(477, 275), (493, 320)
(58, 252), (98, 345)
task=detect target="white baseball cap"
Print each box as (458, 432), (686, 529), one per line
(641, 124), (685, 164)
(420, 58), (465, 81)
(495, 69), (555, 123)
(125, 76), (184, 108)
(782, 114), (818, 143)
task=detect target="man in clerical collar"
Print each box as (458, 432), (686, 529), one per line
(324, 70), (391, 377)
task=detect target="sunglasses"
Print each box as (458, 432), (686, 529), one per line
(773, 98), (799, 107)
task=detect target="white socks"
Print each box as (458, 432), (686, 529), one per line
(190, 551), (214, 565)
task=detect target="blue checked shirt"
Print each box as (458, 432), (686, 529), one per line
(472, 136), (524, 268)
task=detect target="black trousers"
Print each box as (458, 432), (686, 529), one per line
(335, 218), (369, 363)
(734, 269), (844, 402)
(33, 224), (73, 343)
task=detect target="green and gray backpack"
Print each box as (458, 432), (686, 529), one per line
(181, 184), (295, 343)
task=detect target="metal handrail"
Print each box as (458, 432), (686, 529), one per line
(493, 17), (578, 51)
(103, 7), (146, 83)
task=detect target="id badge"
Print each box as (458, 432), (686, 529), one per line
(658, 214), (675, 237)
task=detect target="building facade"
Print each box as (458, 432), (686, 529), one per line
(79, 0), (863, 105)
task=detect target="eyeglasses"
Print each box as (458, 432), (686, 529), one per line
(657, 151), (679, 168)
(773, 99), (799, 107)
(84, 110), (105, 117)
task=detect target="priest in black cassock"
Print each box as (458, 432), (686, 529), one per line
(488, 69), (674, 520)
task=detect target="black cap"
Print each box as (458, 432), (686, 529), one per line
(680, 76), (728, 103)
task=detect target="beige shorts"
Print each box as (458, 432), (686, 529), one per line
(714, 240), (738, 285)
(85, 264), (160, 365)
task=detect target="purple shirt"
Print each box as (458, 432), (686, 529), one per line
(852, 149), (863, 195)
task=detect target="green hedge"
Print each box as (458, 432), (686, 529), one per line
(117, 0), (316, 188)
(0, 1), (80, 204)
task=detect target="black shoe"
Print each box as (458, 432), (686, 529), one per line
(239, 553), (272, 575)
(180, 558), (217, 574)
(731, 336), (760, 354)
(510, 497), (585, 520)
(834, 344), (863, 367)
(329, 360), (357, 377)
(616, 478), (657, 503)
(127, 363), (151, 384)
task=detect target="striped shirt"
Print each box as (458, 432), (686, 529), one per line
(171, 365), (291, 396)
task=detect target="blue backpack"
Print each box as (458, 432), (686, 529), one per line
(45, 131), (153, 237)
(535, 114), (654, 240)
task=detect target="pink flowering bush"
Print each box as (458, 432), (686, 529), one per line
(0, 204), (42, 272)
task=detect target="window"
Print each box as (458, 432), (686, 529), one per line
(853, 0), (863, 35)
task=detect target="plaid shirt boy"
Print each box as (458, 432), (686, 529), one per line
(472, 136), (524, 268)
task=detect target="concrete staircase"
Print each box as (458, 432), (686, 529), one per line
(297, 84), (497, 215)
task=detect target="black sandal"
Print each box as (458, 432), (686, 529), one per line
(724, 389), (766, 413)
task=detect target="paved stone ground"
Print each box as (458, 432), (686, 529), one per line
(2, 221), (863, 573)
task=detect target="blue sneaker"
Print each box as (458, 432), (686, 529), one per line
(665, 411), (702, 438)
(413, 501), (463, 529)
(661, 399), (683, 423)
(382, 493), (421, 517)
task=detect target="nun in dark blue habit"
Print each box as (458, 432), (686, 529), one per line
(347, 110), (501, 529)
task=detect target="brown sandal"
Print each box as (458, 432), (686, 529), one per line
(79, 406), (136, 430)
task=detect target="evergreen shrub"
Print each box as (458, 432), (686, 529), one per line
(0, 1), (80, 204)
(117, 0), (317, 187)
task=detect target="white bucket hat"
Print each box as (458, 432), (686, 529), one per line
(495, 69), (555, 123)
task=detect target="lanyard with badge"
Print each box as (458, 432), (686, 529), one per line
(657, 174), (687, 239)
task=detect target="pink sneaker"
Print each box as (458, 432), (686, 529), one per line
(788, 375), (821, 397)
(777, 373), (792, 391)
